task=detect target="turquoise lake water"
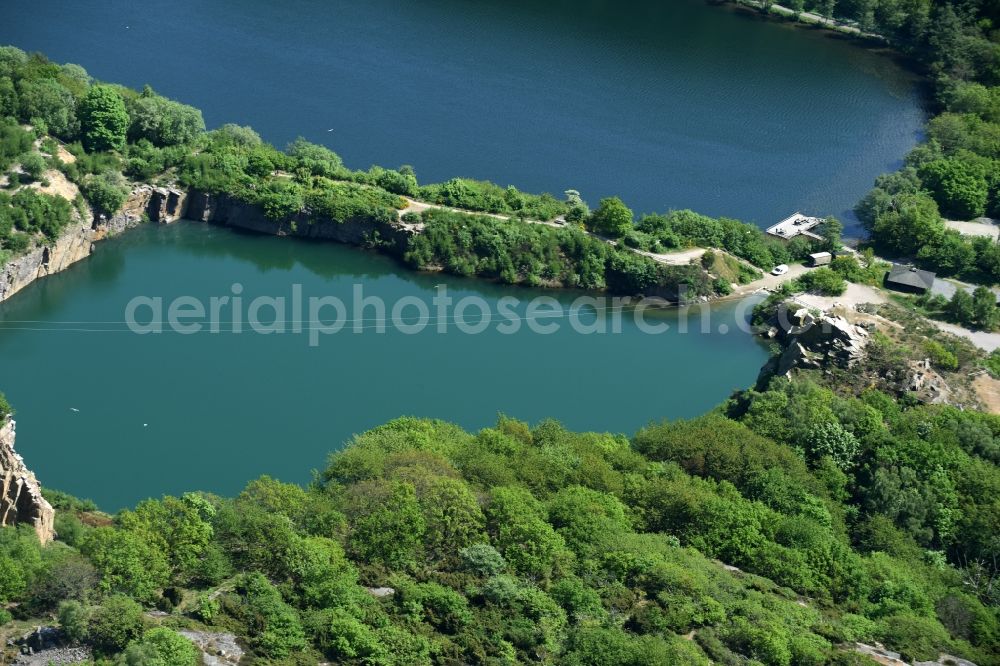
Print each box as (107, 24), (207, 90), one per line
(0, 0), (927, 507)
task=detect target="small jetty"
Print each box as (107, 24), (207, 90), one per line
(766, 212), (824, 240)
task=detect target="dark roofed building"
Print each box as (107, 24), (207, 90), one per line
(884, 264), (936, 294)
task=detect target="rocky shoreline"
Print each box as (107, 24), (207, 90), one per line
(0, 185), (417, 304)
(0, 417), (54, 544)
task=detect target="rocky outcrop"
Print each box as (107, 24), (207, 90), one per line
(177, 631), (244, 666)
(0, 186), (181, 303)
(0, 418), (54, 544)
(185, 190), (415, 256)
(908, 359), (953, 405)
(1, 183), (415, 304)
(759, 309), (870, 382)
(0, 218), (94, 302)
(8, 626), (90, 665)
(99, 185), (186, 236)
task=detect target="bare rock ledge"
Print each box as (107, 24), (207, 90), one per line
(0, 418), (54, 544)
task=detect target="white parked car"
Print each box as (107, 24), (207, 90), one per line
(771, 264), (789, 276)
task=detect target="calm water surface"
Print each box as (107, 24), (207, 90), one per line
(3, 0), (923, 229)
(0, 0), (925, 507)
(0, 224), (768, 508)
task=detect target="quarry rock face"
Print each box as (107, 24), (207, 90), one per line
(0, 418), (55, 544)
(760, 310), (870, 381)
(0, 218), (95, 302)
(0, 186), (161, 303)
(184, 189), (416, 255)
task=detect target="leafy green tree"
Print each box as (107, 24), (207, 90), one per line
(459, 543), (507, 577)
(118, 494), (214, 584)
(307, 608), (387, 662)
(0, 392), (12, 421)
(0, 46), (27, 79)
(346, 480), (426, 570)
(919, 158), (989, 220)
(286, 136), (343, 176)
(57, 600), (90, 643)
(284, 535), (359, 609)
(804, 421), (860, 470)
(27, 553), (99, 612)
(80, 527), (169, 602)
(798, 267), (846, 295)
(917, 231), (977, 276)
(877, 614), (954, 663)
(947, 289), (976, 325)
(486, 486), (570, 581)
(116, 628), (199, 666)
(88, 595), (146, 655)
(127, 87), (205, 147)
(229, 573), (306, 659)
(17, 78), (78, 139)
(971, 286), (998, 329)
(81, 171), (130, 216)
(819, 216), (843, 252)
(563, 626), (711, 665)
(923, 340), (959, 370)
(871, 192), (944, 256)
(79, 85), (129, 153)
(587, 196), (633, 237)
(0, 123), (35, 172)
(855, 168), (922, 230)
(210, 123), (262, 148)
(545, 485), (631, 555)
(407, 475), (485, 562)
(19, 151), (45, 181)
(549, 577), (607, 625)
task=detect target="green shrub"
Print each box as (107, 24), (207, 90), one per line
(797, 267), (846, 295)
(58, 600), (90, 643)
(923, 339), (960, 370)
(18, 151), (45, 180)
(117, 628), (199, 666)
(88, 595), (146, 655)
(0, 392), (11, 420)
(80, 171), (129, 216)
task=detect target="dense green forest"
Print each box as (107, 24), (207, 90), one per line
(791, 0), (1000, 283)
(2, 362), (999, 664)
(3, 1), (1000, 664)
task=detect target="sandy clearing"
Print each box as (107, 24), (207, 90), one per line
(944, 219), (999, 240)
(973, 374), (1000, 414)
(636, 247), (706, 266)
(55, 143), (76, 164)
(28, 168), (80, 201)
(793, 282), (888, 312)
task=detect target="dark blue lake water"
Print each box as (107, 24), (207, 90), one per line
(3, 0), (923, 231)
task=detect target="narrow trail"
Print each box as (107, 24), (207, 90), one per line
(397, 195), (813, 294)
(399, 197), (715, 265)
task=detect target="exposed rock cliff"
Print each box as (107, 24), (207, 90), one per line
(0, 217), (95, 302)
(185, 190), (415, 255)
(99, 185), (186, 236)
(0, 418), (54, 544)
(0, 186), (182, 303)
(1, 184), (416, 304)
(758, 308), (870, 383)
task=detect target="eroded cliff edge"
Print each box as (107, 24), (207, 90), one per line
(0, 186), (185, 303)
(0, 417), (54, 544)
(0, 185), (413, 304)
